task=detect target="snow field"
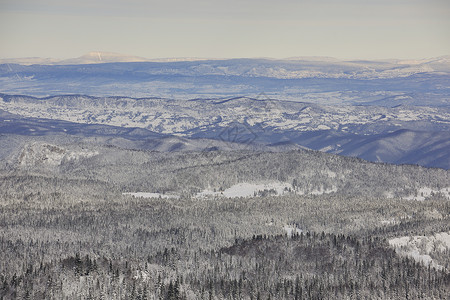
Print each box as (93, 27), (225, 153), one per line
(195, 181), (293, 199)
(122, 192), (180, 199)
(389, 232), (450, 270)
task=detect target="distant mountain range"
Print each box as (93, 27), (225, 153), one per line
(1, 94), (448, 169)
(1, 55), (449, 105)
(0, 51), (218, 65)
(2, 51), (450, 68)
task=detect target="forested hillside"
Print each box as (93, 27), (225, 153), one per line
(0, 140), (449, 299)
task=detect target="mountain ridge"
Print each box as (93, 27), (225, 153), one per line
(1, 94), (448, 169)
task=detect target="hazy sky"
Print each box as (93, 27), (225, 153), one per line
(0, 0), (449, 59)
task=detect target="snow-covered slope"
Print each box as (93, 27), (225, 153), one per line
(389, 232), (450, 271)
(292, 129), (450, 169)
(18, 142), (98, 167)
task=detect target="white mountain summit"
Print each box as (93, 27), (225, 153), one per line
(58, 51), (150, 64)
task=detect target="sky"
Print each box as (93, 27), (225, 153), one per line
(0, 0), (449, 60)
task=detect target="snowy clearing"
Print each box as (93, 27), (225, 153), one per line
(380, 218), (399, 225)
(389, 232), (450, 270)
(195, 182), (293, 199)
(122, 192), (180, 199)
(283, 225), (303, 237)
(195, 181), (339, 199)
(19, 143), (98, 166)
(309, 186), (338, 195)
(403, 187), (450, 201)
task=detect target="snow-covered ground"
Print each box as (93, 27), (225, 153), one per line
(309, 186), (338, 195)
(195, 182), (293, 199)
(18, 143), (98, 166)
(283, 224), (303, 237)
(380, 218), (399, 225)
(195, 181), (340, 199)
(122, 192), (180, 199)
(389, 232), (450, 270)
(403, 187), (450, 201)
